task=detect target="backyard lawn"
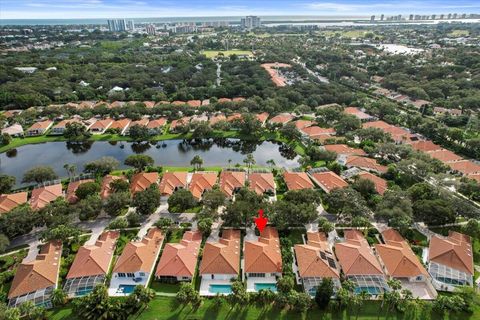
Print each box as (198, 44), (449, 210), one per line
(201, 50), (253, 58)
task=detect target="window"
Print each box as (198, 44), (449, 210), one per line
(139, 272), (145, 277)
(118, 273), (126, 278)
(127, 273), (135, 278)
(249, 273), (265, 278)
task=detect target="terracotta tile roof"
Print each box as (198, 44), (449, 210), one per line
(111, 101), (126, 108)
(100, 175), (127, 199)
(407, 140), (442, 152)
(232, 97), (246, 102)
(170, 117), (190, 130)
(356, 171), (388, 195)
(209, 114), (227, 125)
(155, 231), (202, 278)
(448, 160), (480, 175)
(143, 101), (156, 108)
(113, 228), (164, 273)
(0, 192), (28, 214)
(189, 172), (217, 200)
(66, 179), (95, 204)
(244, 227), (282, 273)
(172, 101), (186, 106)
(344, 107), (372, 120)
(159, 172), (188, 196)
(428, 231), (473, 275)
(109, 119), (131, 131)
(294, 120), (314, 130)
(345, 156), (388, 174)
(27, 120), (53, 131)
(147, 118), (167, 129)
(52, 119), (83, 130)
(427, 149), (463, 164)
(218, 98), (232, 103)
(220, 171), (246, 197)
(94, 101), (109, 108)
(200, 229), (241, 275)
(294, 232), (340, 278)
(334, 230), (383, 276)
(130, 172), (159, 194)
(467, 174), (480, 183)
(66, 231), (119, 279)
(256, 112), (269, 124)
(248, 172), (275, 195)
(301, 126), (336, 139)
(323, 144), (366, 156)
(310, 171), (348, 193)
(30, 184), (63, 210)
(269, 113), (293, 124)
(375, 229), (428, 278)
(363, 120), (391, 129)
(8, 240), (62, 299)
(201, 99), (210, 106)
(89, 118), (113, 131)
(283, 172), (314, 191)
(131, 118), (149, 127)
(187, 100), (202, 107)
(226, 113), (242, 122)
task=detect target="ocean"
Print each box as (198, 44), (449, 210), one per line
(0, 15), (370, 26)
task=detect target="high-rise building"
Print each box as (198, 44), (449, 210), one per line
(440, 14), (445, 19)
(370, 15), (375, 22)
(380, 14), (384, 21)
(461, 13), (466, 19)
(447, 13), (452, 19)
(431, 14), (436, 20)
(107, 19), (127, 32)
(409, 14), (414, 20)
(145, 24), (156, 35)
(397, 14), (402, 20)
(126, 20), (135, 31)
(240, 16), (261, 30)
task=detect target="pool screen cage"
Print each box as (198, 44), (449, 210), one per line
(347, 274), (389, 294)
(428, 262), (473, 286)
(8, 287), (53, 309)
(63, 275), (105, 296)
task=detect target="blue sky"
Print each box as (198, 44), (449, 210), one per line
(1, 0), (479, 19)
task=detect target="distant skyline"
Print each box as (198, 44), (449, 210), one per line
(1, 0), (479, 19)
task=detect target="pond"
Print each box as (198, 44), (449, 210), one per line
(0, 138), (299, 187)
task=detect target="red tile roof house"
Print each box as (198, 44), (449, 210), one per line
(426, 149), (463, 164)
(407, 140), (442, 153)
(146, 118), (167, 135)
(219, 170), (246, 198)
(66, 179), (95, 204)
(199, 229), (241, 296)
(8, 240), (62, 308)
(256, 112), (269, 126)
(1, 123), (24, 137)
(427, 231), (474, 292)
(283, 172), (314, 191)
(344, 155), (388, 174)
(158, 172), (188, 200)
(323, 144), (366, 157)
(375, 229), (437, 300)
(100, 175), (128, 199)
(0, 192), (28, 214)
(248, 172), (276, 197)
(64, 231), (119, 297)
(293, 120), (314, 130)
(109, 118), (132, 135)
(355, 171), (388, 195)
(50, 119), (85, 135)
(300, 126), (336, 141)
(189, 172), (218, 200)
(244, 226), (282, 292)
(448, 160), (480, 176)
(26, 120), (54, 136)
(344, 107), (374, 121)
(29, 184), (64, 211)
(294, 232), (341, 296)
(130, 172), (159, 194)
(109, 228), (164, 296)
(89, 118), (114, 134)
(334, 230), (388, 297)
(268, 113), (294, 125)
(126, 118), (150, 134)
(209, 114), (227, 126)
(169, 117), (191, 132)
(155, 230), (202, 282)
(309, 170), (348, 194)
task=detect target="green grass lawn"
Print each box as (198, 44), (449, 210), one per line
(168, 228), (185, 243)
(201, 50), (253, 58)
(47, 296), (480, 320)
(150, 282), (181, 294)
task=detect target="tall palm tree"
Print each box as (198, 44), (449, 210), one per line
(51, 288), (67, 307)
(243, 153), (255, 172)
(64, 163), (71, 178)
(190, 155), (203, 170)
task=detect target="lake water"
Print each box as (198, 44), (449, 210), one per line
(0, 139), (299, 187)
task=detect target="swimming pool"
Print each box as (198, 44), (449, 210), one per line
(75, 287), (93, 297)
(354, 286), (382, 295)
(254, 283), (277, 292)
(118, 284), (136, 294)
(209, 284), (232, 294)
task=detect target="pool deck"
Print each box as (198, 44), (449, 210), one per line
(199, 278), (232, 296)
(246, 276), (278, 292)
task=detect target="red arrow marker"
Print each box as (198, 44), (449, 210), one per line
(254, 209), (268, 233)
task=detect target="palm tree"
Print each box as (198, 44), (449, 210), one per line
(51, 288), (67, 307)
(190, 155), (203, 170)
(243, 153), (255, 172)
(266, 159), (276, 168)
(69, 164), (77, 178)
(131, 285), (155, 312)
(228, 159), (232, 167)
(355, 290), (370, 320)
(64, 163), (71, 178)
